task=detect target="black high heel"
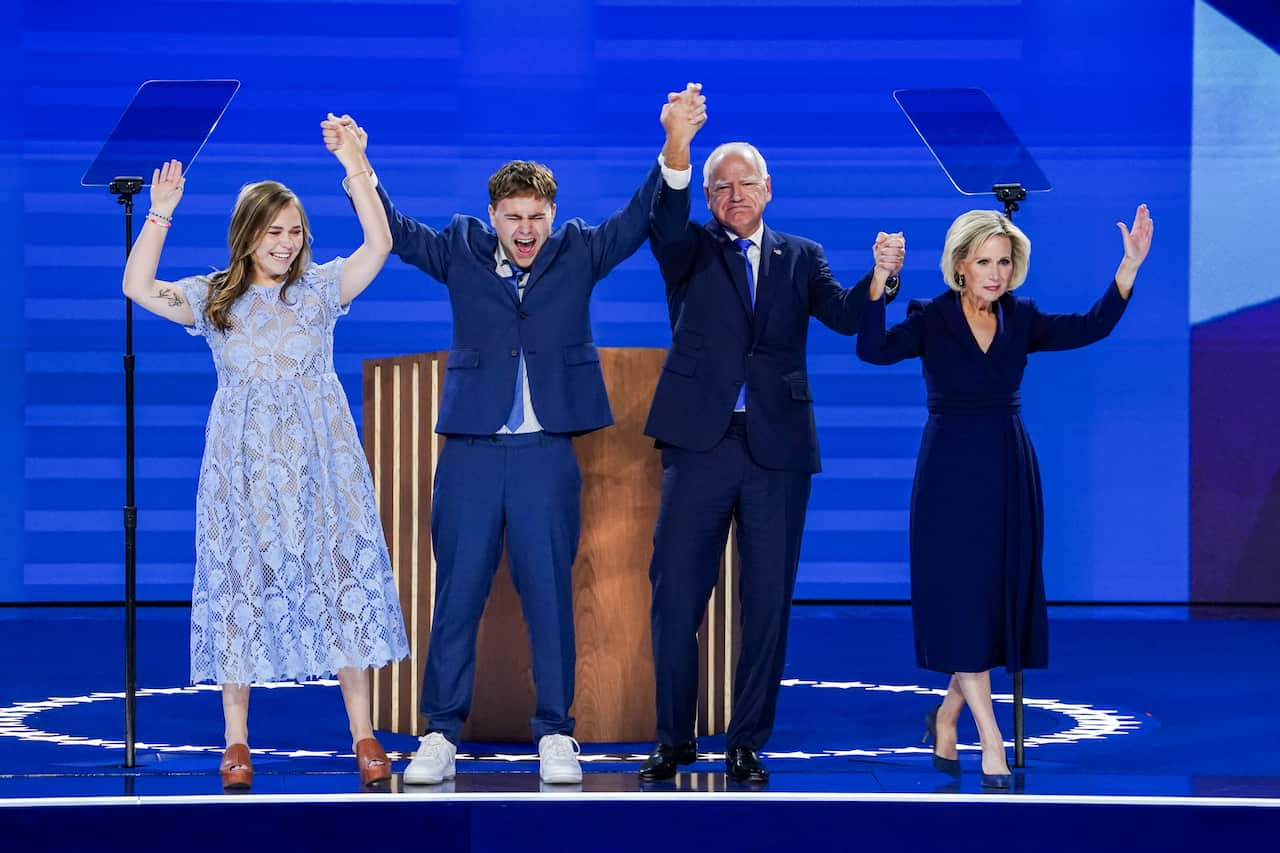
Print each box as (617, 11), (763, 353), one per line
(981, 771), (1012, 790)
(922, 704), (961, 777)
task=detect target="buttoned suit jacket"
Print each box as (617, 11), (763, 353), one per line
(643, 178), (877, 472)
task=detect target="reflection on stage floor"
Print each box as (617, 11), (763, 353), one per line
(3, 603), (1279, 845)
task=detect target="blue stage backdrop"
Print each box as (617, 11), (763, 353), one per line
(1189, 0), (1280, 603)
(6, 0), (1223, 603)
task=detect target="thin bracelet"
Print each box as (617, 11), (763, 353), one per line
(341, 169), (374, 194)
(147, 209), (173, 223)
(146, 215), (171, 229)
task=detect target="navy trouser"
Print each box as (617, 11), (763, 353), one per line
(648, 414), (812, 751)
(423, 432), (580, 745)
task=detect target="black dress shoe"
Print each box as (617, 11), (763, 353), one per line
(725, 746), (769, 783)
(638, 741), (697, 781)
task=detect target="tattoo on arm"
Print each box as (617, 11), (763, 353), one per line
(156, 287), (185, 308)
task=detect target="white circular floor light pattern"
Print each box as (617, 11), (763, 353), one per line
(0, 679), (1143, 762)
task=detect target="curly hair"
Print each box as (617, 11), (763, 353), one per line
(487, 160), (557, 206)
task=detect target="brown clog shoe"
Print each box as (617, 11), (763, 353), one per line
(220, 743), (253, 790)
(355, 737), (392, 786)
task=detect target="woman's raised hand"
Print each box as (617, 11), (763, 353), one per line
(322, 113), (370, 173)
(149, 159), (185, 217)
(1117, 203), (1153, 268)
(1114, 204), (1153, 295)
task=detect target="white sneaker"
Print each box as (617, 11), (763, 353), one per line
(403, 732), (456, 785)
(538, 734), (583, 784)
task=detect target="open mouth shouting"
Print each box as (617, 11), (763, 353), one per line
(489, 192), (556, 270)
(512, 236), (538, 261)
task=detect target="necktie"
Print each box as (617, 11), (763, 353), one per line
(734, 237), (756, 303)
(504, 264), (526, 431)
(734, 238), (755, 411)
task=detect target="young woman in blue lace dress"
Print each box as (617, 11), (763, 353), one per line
(121, 115), (409, 789)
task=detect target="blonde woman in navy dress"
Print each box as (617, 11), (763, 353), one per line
(857, 205), (1153, 786)
(121, 115), (409, 789)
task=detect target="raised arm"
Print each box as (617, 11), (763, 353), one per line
(1029, 204), (1152, 352)
(868, 231), (905, 302)
(660, 83), (705, 174)
(120, 159), (196, 326)
(857, 296), (926, 365)
(812, 230), (905, 334)
(649, 83), (707, 283)
(855, 231), (921, 362)
(1113, 203), (1153, 298)
(337, 118), (451, 284)
(321, 113), (391, 305)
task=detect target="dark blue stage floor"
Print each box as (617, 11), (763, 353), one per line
(3, 604), (1278, 850)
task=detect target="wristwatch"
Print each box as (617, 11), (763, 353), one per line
(884, 274), (901, 300)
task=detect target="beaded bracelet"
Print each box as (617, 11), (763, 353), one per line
(147, 209), (173, 223)
(146, 215), (171, 229)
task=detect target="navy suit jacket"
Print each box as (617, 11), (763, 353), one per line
(378, 161), (662, 436)
(644, 178), (877, 473)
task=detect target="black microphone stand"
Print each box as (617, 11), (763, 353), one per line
(994, 180), (1028, 770)
(109, 175), (143, 769)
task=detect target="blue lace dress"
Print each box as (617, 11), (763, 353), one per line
(178, 258), (409, 684)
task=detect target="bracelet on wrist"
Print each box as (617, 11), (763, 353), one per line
(341, 169), (375, 195)
(147, 209), (173, 223)
(146, 215), (172, 229)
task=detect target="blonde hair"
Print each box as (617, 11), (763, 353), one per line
(940, 210), (1031, 292)
(204, 181), (312, 332)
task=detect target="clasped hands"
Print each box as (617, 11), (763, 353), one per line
(321, 112), (371, 176)
(873, 231), (905, 293)
(662, 82), (708, 145)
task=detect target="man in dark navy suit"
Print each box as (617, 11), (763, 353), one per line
(344, 89), (707, 786)
(639, 87), (901, 783)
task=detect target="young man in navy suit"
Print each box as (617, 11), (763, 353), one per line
(339, 87), (707, 786)
(639, 87), (901, 783)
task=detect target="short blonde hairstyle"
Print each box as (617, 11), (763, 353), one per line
(940, 210), (1031, 292)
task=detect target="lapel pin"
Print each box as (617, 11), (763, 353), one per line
(772, 248), (782, 255)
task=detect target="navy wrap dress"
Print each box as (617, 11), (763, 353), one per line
(857, 282), (1129, 673)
